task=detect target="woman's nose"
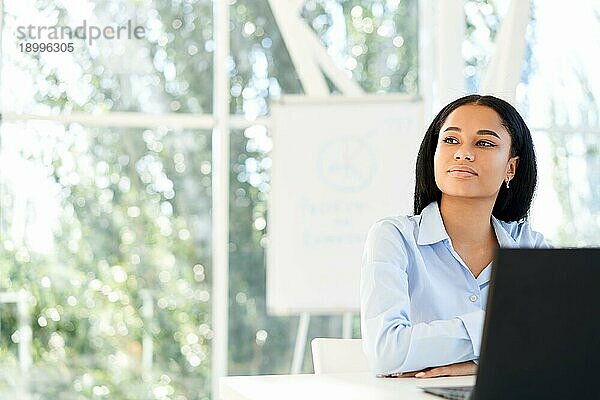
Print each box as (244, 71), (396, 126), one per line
(454, 149), (474, 161)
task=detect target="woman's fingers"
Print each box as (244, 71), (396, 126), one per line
(414, 361), (477, 378)
(399, 367), (432, 377)
(400, 371), (422, 377)
(398, 361), (477, 378)
(415, 366), (449, 378)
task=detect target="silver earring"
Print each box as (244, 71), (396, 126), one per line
(505, 178), (511, 189)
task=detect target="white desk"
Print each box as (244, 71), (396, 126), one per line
(220, 372), (475, 400)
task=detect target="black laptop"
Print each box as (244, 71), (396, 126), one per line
(420, 248), (600, 400)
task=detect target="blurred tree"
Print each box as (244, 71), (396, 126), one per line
(0, 0), (419, 398)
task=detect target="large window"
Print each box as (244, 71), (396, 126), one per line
(3, 0), (597, 398)
(1, 0), (420, 398)
(521, 1), (600, 246)
(227, 0), (419, 377)
(464, 0), (600, 247)
(1, 0), (215, 398)
(1, 122), (212, 397)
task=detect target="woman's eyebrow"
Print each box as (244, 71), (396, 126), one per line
(442, 126), (501, 140)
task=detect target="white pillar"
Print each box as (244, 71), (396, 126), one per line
(291, 313), (310, 374)
(419, 0), (435, 122)
(434, 0), (465, 108)
(211, 0), (230, 399)
(480, 0), (531, 103)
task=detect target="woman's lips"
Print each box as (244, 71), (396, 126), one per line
(448, 170), (477, 178)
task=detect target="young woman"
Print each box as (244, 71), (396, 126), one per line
(360, 94), (551, 378)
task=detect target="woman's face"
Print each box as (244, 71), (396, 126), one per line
(433, 104), (520, 200)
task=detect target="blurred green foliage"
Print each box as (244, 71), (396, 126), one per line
(0, 0), (418, 398)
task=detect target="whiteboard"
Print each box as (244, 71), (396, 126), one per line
(267, 96), (424, 315)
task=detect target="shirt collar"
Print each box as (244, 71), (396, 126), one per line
(416, 200), (519, 248)
(417, 201), (449, 245)
(491, 216), (519, 248)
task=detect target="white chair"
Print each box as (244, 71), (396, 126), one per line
(310, 338), (370, 374)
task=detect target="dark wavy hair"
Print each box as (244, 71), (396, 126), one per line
(413, 94), (537, 222)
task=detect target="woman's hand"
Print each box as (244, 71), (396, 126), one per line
(400, 361), (477, 378)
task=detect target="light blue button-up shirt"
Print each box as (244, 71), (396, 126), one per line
(360, 200), (551, 376)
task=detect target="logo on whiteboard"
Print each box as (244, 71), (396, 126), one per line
(317, 136), (377, 192)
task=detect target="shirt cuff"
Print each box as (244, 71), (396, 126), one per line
(457, 310), (485, 357)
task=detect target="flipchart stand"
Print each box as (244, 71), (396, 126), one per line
(290, 311), (354, 374)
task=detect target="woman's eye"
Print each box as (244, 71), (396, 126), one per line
(442, 137), (495, 147)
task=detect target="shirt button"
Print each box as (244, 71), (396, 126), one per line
(469, 294), (478, 302)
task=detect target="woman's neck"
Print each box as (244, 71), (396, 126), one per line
(439, 195), (497, 248)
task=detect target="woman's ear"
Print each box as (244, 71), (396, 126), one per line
(507, 156), (520, 177)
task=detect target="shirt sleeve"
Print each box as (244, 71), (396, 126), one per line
(360, 220), (483, 376)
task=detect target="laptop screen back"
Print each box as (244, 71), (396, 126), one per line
(474, 248), (600, 400)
